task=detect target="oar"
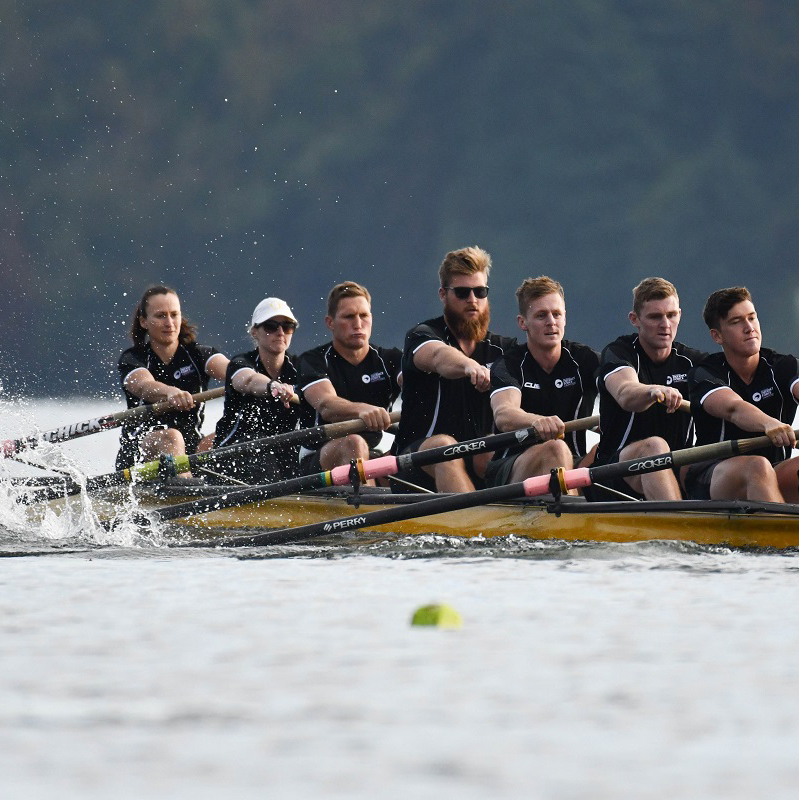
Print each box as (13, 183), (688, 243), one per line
(146, 414), (600, 524)
(48, 410), (403, 500)
(1, 387), (225, 458)
(207, 430), (781, 547)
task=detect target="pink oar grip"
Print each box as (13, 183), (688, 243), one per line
(362, 455), (398, 481)
(329, 455), (399, 486)
(521, 467), (591, 497)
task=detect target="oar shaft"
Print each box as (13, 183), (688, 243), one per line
(327, 414), (599, 485)
(156, 414), (600, 523)
(2, 387), (225, 457)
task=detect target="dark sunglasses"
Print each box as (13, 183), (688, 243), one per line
(261, 320), (297, 333)
(445, 285), (489, 300)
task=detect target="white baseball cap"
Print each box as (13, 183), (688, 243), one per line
(250, 297), (299, 328)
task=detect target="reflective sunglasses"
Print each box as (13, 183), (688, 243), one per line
(261, 319), (297, 333)
(444, 285), (489, 300)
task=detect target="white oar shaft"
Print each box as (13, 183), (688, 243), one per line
(2, 387), (225, 457)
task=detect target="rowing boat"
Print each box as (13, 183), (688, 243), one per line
(47, 483), (799, 550)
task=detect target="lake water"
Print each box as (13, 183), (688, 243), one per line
(2, 398), (799, 799)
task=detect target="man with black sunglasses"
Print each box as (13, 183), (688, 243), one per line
(297, 281), (402, 477)
(395, 246), (515, 492)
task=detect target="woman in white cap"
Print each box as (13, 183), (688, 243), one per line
(212, 297), (301, 483)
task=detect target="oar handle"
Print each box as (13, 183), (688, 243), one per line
(146, 387), (226, 417)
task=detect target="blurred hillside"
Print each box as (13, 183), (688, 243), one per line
(2, 1), (798, 395)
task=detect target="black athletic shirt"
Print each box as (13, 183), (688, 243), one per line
(489, 340), (599, 460)
(689, 349), (799, 464)
(212, 350), (301, 481)
(116, 342), (221, 468)
(595, 334), (706, 464)
(297, 343), (402, 450)
(396, 315), (515, 451)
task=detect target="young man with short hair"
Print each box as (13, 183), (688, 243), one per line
(486, 276), (598, 489)
(685, 287), (799, 503)
(395, 246), (515, 492)
(593, 277), (706, 501)
(297, 281), (401, 474)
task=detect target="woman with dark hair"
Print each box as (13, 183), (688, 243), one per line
(116, 285), (229, 473)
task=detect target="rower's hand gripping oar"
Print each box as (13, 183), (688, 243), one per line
(1, 387), (225, 458)
(145, 414), (600, 524)
(207, 429), (784, 547)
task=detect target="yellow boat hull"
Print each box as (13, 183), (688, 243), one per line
(147, 491), (799, 550)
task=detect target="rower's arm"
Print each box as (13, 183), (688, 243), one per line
(605, 366), (683, 413)
(703, 387), (796, 447)
(205, 353), (230, 382)
(303, 380), (391, 431)
(124, 370), (195, 409)
(413, 340), (490, 391)
(490, 389), (565, 440)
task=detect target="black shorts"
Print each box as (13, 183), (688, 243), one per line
(484, 453), (520, 488)
(583, 449), (647, 502)
(682, 459), (720, 501)
(390, 437), (486, 493)
(485, 450), (583, 489)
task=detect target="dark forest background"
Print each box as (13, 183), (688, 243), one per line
(2, 1), (798, 396)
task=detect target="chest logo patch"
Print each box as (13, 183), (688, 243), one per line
(555, 377), (576, 389)
(362, 371), (387, 384)
(173, 365), (196, 380)
(752, 387), (774, 403)
(666, 373), (687, 385)
(523, 382), (541, 390)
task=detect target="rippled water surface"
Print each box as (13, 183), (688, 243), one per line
(2, 399), (799, 799)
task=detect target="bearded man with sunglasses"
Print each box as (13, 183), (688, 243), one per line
(213, 297), (302, 484)
(395, 246), (515, 492)
(297, 281), (402, 476)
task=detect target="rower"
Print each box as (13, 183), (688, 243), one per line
(685, 287), (799, 503)
(212, 297), (301, 485)
(116, 285), (229, 477)
(394, 246), (515, 492)
(296, 282), (401, 480)
(486, 276), (599, 491)
(591, 277), (707, 501)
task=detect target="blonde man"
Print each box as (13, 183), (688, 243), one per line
(486, 276), (598, 489)
(297, 282), (401, 475)
(395, 246), (514, 492)
(593, 277), (706, 501)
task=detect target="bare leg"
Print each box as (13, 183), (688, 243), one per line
(618, 437), (682, 501)
(774, 456), (799, 503)
(418, 435), (475, 493)
(140, 428), (192, 478)
(319, 434), (376, 485)
(708, 455), (784, 502)
(509, 439), (576, 493)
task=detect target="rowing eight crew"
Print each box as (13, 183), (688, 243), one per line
(116, 249), (799, 504)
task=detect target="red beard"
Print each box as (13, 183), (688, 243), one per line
(444, 304), (490, 343)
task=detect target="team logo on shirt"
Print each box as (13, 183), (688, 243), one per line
(362, 371), (387, 384)
(555, 377), (576, 389)
(523, 382), (541, 389)
(752, 388), (774, 403)
(666, 373), (687, 385)
(173, 365), (196, 380)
